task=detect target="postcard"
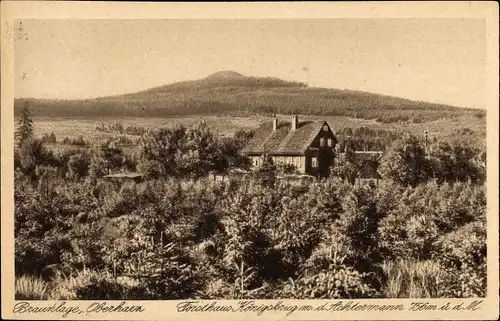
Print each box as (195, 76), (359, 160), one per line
(1, 1), (498, 320)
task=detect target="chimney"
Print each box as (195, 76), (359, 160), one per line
(273, 118), (278, 131)
(292, 115), (298, 131)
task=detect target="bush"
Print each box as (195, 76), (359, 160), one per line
(17, 138), (59, 177)
(104, 223), (203, 299)
(433, 221), (486, 298)
(380, 260), (447, 298)
(276, 249), (380, 299)
(15, 276), (50, 300)
(377, 182), (484, 261)
(50, 269), (138, 300)
(325, 185), (382, 271)
(66, 153), (90, 179)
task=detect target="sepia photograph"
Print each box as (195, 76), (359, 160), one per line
(1, 2), (498, 320)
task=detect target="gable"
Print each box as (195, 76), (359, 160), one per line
(308, 122), (337, 149)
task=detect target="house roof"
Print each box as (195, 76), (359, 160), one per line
(241, 120), (326, 155)
(358, 161), (382, 179)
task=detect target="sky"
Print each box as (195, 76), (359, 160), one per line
(14, 19), (486, 109)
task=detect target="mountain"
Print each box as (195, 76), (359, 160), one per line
(14, 71), (485, 123)
(205, 70), (245, 80)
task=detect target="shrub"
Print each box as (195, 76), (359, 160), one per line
(433, 221), (486, 298)
(380, 259), (447, 298)
(66, 153), (90, 179)
(276, 249), (380, 299)
(50, 269), (136, 300)
(326, 185), (382, 271)
(15, 276), (49, 300)
(104, 223), (203, 299)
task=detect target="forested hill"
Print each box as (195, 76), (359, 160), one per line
(14, 71), (485, 123)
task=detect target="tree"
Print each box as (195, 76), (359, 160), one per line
(232, 129), (254, 150)
(49, 132), (57, 144)
(379, 135), (432, 187)
(137, 125), (186, 178)
(255, 155), (277, 188)
(332, 160), (359, 185)
(66, 153), (90, 179)
(332, 144), (358, 184)
(175, 122), (222, 179)
(217, 129), (254, 172)
(429, 141), (484, 184)
(88, 141), (125, 178)
(15, 102), (34, 149)
(137, 122), (238, 179)
(17, 138), (58, 179)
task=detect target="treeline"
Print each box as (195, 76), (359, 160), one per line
(14, 103), (254, 184)
(137, 123), (253, 179)
(333, 134), (486, 186)
(14, 75), (485, 123)
(95, 123), (147, 136)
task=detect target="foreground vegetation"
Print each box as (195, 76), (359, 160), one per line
(14, 174), (486, 300)
(14, 104), (486, 300)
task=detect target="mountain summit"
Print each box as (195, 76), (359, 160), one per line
(206, 71), (245, 80)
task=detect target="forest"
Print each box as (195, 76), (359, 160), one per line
(14, 73), (485, 123)
(14, 103), (486, 300)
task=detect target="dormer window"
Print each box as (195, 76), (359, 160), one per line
(323, 125), (328, 131)
(327, 138), (332, 147)
(320, 138), (325, 147)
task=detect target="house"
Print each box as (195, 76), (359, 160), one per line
(241, 115), (337, 177)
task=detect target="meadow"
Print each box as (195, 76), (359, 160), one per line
(30, 114), (486, 148)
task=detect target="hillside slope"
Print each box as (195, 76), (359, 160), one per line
(14, 72), (485, 123)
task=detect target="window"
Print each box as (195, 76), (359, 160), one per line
(254, 158), (259, 166)
(312, 157), (318, 168)
(327, 138), (332, 147)
(323, 125), (328, 131)
(320, 138), (325, 147)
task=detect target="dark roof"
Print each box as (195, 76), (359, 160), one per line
(358, 161), (382, 179)
(241, 120), (326, 155)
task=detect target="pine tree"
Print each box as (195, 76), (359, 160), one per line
(49, 132), (57, 144)
(255, 154), (277, 188)
(379, 134), (432, 187)
(15, 102), (34, 149)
